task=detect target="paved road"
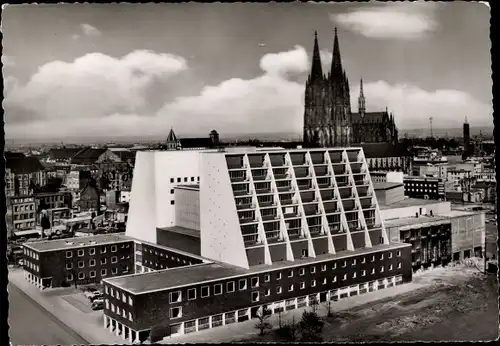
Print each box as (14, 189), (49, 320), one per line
(8, 282), (89, 345)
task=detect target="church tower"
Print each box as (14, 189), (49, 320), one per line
(358, 78), (366, 118)
(303, 28), (352, 148)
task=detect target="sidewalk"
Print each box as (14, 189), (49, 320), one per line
(159, 280), (427, 344)
(8, 268), (125, 345)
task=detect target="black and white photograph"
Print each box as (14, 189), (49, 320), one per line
(3, 2), (497, 345)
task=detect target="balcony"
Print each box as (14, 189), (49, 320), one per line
(323, 201), (338, 214)
(328, 223), (342, 234)
(280, 199), (294, 206)
(332, 165), (346, 175)
(255, 188), (273, 195)
(274, 173), (290, 180)
(297, 183), (313, 191)
(338, 188), (352, 199)
(243, 233), (261, 247)
(346, 151), (359, 162)
(227, 163), (246, 170)
(308, 225), (322, 237)
(230, 176), (247, 183)
(294, 167), (310, 178)
(290, 153), (307, 166)
(310, 152), (325, 165)
(346, 220), (359, 230)
(258, 200), (275, 208)
(336, 180), (349, 187)
(283, 212), (300, 219)
(350, 162), (363, 174)
(236, 203), (253, 210)
(329, 151), (343, 163)
(287, 227), (302, 239)
(233, 190), (250, 197)
(239, 216), (257, 224)
(269, 155), (286, 167)
(252, 174), (268, 182)
(261, 214), (278, 222)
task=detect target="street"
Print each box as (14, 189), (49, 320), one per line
(8, 282), (89, 345)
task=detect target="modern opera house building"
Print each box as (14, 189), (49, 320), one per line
(100, 148), (412, 342)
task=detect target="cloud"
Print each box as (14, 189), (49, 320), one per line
(2, 55), (16, 67)
(71, 34), (81, 40)
(331, 2), (439, 39)
(259, 45), (309, 77)
(320, 49), (332, 72)
(4, 50), (188, 125)
(81, 23), (101, 37)
(350, 80), (493, 129)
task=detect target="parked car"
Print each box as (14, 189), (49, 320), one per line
(89, 292), (104, 301)
(91, 299), (104, 310)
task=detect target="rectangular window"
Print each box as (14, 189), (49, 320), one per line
(112, 267), (118, 274)
(170, 307), (182, 319)
(78, 261), (84, 268)
(397, 262), (402, 269)
(78, 249), (84, 257)
(90, 271), (96, 278)
(89, 248), (95, 255)
(111, 245), (117, 252)
(323, 278), (327, 285)
(111, 304), (115, 313)
(388, 252), (393, 259)
(214, 283), (223, 295)
(352, 259), (356, 266)
(352, 272), (356, 279)
(251, 277), (259, 288)
(332, 262), (337, 270)
(170, 189), (174, 194)
(177, 177), (181, 183)
(101, 258), (107, 265)
(288, 270), (293, 278)
(239, 279), (247, 291)
(265, 289), (271, 296)
(251, 291), (260, 303)
(226, 281), (235, 293)
(101, 247), (107, 254)
(89, 259), (96, 267)
(201, 286), (210, 298)
(300, 282), (305, 289)
(111, 256), (117, 263)
(67, 273), (73, 281)
(380, 253), (384, 260)
(361, 257), (366, 264)
(321, 264), (327, 272)
(371, 268), (375, 274)
(169, 291), (182, 304)
(288, 284), (294, 292)
(66, 262), (73, 270)
(380, 266), (385, 273)
(78, 272), (85, 279)
(188, 288), (196, 300)
(170, 178), (174, 183)
(277, 286), (282, 294)
(128, 312), (133, 321)
(397, 251), (401, 257)
(264, 274), (270, 282)
(128, 296), (133, 306)
(299, 268), (305, 276)
(311, 280), (316, 287)
(101, 269), (107, 276)
(66, 251), (72, 258)
(116, 306), (121, 315)
(389, 264), (393, 271)
(170, 200), (175, 205)
(362, 270), (366, 276)
(276, 272), (282, 280)
(371, 255), (376, 262)
(342, 260), (347, 268)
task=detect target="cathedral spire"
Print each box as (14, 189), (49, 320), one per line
(310, 31), (323, 82)
(331, 27), (342, 75)
(358, 77), (366, 117)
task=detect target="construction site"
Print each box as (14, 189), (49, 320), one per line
(241, 261), (498, 342)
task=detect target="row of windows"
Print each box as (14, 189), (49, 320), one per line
(170, 260), (403, 302)
(406, 188), (437, 193)
(169, 176), (200, 184)
(65, 256), (126, 269)
(14, 204), (35, 212)
(65, 244), (131, 258)
(107, 301), (134, 321)
(105, 286), (134, 306)
(24, 248), (39, 260)
(14, 213), (35, 220)
(25, 261), (39, 272)
(15, 221), (35, 229)
(143, 248), (193, 264)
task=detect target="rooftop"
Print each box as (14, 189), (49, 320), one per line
(372, 182), (403, 190)
(23, 233), (130, 252)
(379, 197), (444, 210)
(157, 226), (200, 239)
(384, 210), (479, 229)
(104, 242), (409, 295)
(175, 184), (200, 190)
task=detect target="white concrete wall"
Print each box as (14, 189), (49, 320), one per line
(200, 153), (249, 269)
(381, 201), (452, 221)
(451, 212), (485, 253)
(174, 188), (200, 231)
(386, 172), (404, 183)
(126, 152), (158, 243)
(153, 151), (201, 228)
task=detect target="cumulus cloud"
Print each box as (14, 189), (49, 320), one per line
(259, 45), (309, 77)
(332, 2), (439, 39)
(2, 55), (16, 67)
(4, 50), (188, 124)
(350, 80), (493, 129)
(81, 23), (101, 37)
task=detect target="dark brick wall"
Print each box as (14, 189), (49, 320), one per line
(24, 241), (134, 287)
(268, 243), (287, 262)
(114, 246), (411, 333)
(246, 247), (265, 266)
(156, 230), (201, 256)
(141, 244), (203, 270)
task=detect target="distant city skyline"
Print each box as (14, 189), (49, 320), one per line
(3, 2), (493, 141)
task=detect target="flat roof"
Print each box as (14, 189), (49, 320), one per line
(127, 235), (208, 262)
(104, 242), (409, 295)
(175, 184), (200, 190)
(379, 198), (445, 210)
(23, 233), (131, 252)
(157, 226), (200, 239)
(384, 210), (479, 229)
(373, 182), (403, 190)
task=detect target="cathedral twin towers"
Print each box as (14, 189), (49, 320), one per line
(303, 29), (398, 148)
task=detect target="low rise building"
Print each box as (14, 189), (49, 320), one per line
(9, 195), (37, 234)
(36, 191), (73, 211)
(22, 234), (135, 289)
(403, 176), (445, 201)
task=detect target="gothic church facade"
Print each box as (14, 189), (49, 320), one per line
(303, 29), (398, 148)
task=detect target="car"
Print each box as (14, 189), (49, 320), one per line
(89, 292), (104, 302)
(91, 299), (104, 310)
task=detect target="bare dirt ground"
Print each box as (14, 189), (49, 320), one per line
(244, 262), (499, 342)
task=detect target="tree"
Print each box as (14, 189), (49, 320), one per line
(254, 307), (272, 336)
(309, 296), (319, 313)
(299, 310), (324, 342)
(276, 316), (299, 342)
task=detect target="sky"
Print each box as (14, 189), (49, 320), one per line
(2, 2), (493, 141)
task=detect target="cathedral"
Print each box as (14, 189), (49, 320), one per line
(303, 29), (398, 148)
